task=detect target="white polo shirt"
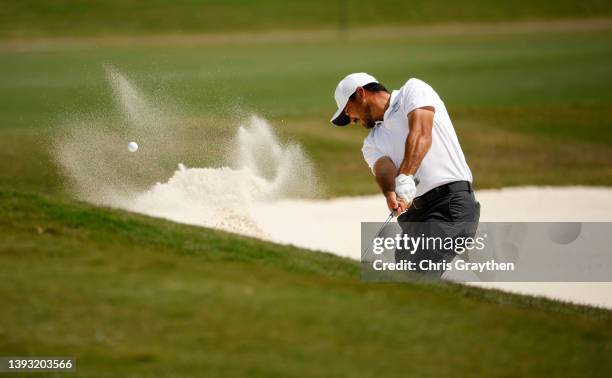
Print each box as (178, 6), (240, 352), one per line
(362, 78), (472, 197)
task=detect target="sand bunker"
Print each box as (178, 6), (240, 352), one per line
(250, 187), (612, 309)
(54, 68), (612, 309)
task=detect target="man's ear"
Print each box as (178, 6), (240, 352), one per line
(355, 86), (366, 103)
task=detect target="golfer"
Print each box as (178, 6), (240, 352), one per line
(330, 73), (480, 276)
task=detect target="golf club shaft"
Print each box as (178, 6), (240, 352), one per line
(362, 211), (394, 261)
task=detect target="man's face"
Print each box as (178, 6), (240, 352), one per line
(344, 88), (376, 129)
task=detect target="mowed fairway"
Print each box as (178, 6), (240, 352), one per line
(1, 21), (612, 196)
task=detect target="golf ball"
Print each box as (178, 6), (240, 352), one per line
(127, 141), (138, 152)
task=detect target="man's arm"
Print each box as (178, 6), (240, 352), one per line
(398, 106), (434, 175)
(373, 157), (409, 215)
(393, 106), (434, 205)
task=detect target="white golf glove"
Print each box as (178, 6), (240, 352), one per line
(395, 174), (417, 203)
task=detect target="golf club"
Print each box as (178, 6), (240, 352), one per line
(362, 178), (420, 262)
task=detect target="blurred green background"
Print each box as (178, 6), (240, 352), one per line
(2, 0), (611, 37)
(1, 2), (612, 377)
(1, 2), (611, 196)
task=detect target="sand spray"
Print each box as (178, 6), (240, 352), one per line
(55, 67), (320, 238)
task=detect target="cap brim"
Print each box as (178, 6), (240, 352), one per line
(330, 101), (350, 126)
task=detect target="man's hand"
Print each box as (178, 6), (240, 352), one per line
(385, 191), (409, 215)
(373, 157), (412, 215)
(395, 174), (417, 203)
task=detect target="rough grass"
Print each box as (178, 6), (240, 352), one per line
(1, 190), (611, 377)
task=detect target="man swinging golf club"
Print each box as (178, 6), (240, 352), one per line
(330, 73), (480, 277)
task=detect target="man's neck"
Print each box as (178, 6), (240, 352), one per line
(383, 92), (391, 112)
(375, 92), (392, 121)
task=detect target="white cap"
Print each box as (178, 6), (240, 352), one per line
(330, 72), (378, 126)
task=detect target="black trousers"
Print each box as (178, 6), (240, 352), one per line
(395, 182), (480, 278)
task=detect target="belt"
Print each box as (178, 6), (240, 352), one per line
(412, 181), (472, 210)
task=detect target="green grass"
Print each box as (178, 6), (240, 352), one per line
(1, 190), (611, 377)
(2, 0), (612, 38)
(1, 23), (611, 196)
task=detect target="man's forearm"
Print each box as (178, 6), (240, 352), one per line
(398, 108), (434, 175)
(374, 156), (410, 214)
(398, 130), (431, 175)
(373, 157), (398, 195)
